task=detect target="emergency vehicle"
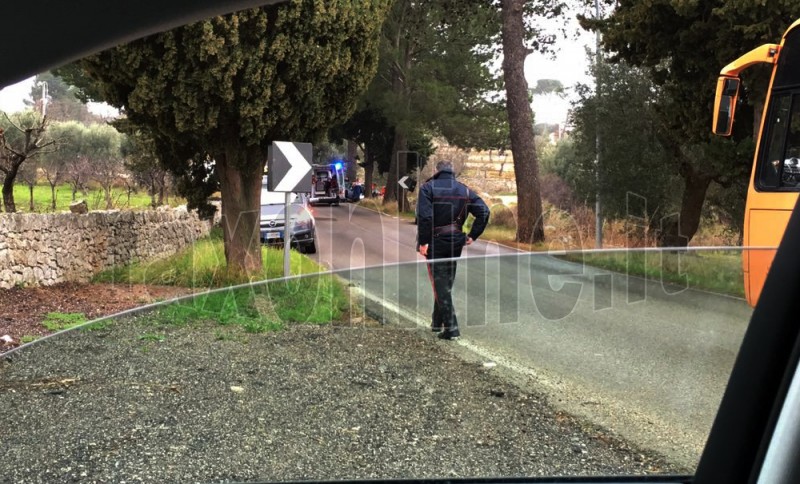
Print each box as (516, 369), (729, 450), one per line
(309, 161), (345, 206)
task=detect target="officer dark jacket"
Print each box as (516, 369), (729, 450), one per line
(416, 168), (489, 255)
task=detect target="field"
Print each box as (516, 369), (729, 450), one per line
(10, 183), (184, 212)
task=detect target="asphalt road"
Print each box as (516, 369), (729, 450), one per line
(311, 203), (517, 269)
(310, 202), (754, 468)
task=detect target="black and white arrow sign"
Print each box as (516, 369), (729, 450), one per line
(268, 141), (313, 193)
(398, 175), (410, 190)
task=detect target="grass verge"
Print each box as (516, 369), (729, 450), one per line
(152, 275), (348, 333)
(560, 250), (744, 298)
(93, 229), (322, 288)
(466, 207), (745, 298)
(92, 229), (350, 333)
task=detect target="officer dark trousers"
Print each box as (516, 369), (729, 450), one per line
(427, 259), (459, 335)
(426, 232), (466, 337)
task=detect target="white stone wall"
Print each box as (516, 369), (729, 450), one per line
(0, 207), (211, 288)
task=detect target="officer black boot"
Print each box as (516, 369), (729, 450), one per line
(436, 295), (459, 339)
(437, 326), (460, 340)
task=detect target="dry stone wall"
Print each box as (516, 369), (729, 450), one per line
(0, 207), (211, 288)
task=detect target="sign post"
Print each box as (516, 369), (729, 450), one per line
(284, 192), (292, 277)
(267, 141), (313, 277)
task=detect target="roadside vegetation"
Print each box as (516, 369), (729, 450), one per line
(93, 229), (350, 333)
(462, 202), (744, 297)
(41, 312), (88, 331)
(561, 251), (744, 298)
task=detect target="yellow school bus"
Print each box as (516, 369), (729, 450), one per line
(713, 18), (800, 306)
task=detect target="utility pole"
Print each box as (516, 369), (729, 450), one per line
(594, 0), (603, 248)
(39, 81), (48, 117)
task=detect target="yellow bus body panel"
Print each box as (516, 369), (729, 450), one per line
(741, 19), (800, 306)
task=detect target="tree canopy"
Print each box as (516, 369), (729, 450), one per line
(363, 0), (505, 208)
(584, 0), (800, 245)
(60, 0), (390, 273)
(552, 59), (681, 230)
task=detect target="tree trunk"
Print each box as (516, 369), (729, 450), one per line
(386, 129), (410, 212)
(217, 144), (264, 276)
(385, 131), (401, 205)
(658, 167), (712, 247)
(104, 186), (113, 209)
(501, 0), (545, 244)
(364, 151), (374, 198)
(29, 185), (35, 212)
(384, 27), (412, 210)
(2, 169), (18, 213)
(346, 140), (358, 182)
(158, 175), (166, 206)
(50, 184), (57, 211)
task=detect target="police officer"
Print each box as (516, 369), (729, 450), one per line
(416, 160), (490, 340)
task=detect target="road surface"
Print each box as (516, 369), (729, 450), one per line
(310, 202), (753, 467)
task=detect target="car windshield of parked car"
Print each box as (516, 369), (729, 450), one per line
(260, 205), (306, 219)
(262, 190), (300, 206)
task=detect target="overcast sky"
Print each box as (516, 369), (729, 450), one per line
(0, 9), (595, 126)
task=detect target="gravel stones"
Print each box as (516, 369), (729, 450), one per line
(0, 319), (684, 482)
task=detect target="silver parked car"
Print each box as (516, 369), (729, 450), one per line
(259, 189), (317, 254)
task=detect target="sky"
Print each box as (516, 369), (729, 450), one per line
(0, 77), (118, 117)
(0, 9), (595, 126)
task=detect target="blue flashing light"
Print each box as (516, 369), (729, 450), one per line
(334, 162), (343, 170)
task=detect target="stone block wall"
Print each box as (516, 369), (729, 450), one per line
(0, 207), (211, 288)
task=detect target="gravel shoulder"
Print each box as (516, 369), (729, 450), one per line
(0, 316), (686, 483)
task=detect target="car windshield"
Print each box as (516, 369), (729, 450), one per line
(260, 203), (304, 217)
(0, 1), (795, 483)
(262, 190), (300, 206)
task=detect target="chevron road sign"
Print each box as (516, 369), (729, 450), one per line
(268, 141), (313, 193)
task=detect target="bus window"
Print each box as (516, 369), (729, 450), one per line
(782, 95), (800, 187)
(759, 93), (800, 189)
